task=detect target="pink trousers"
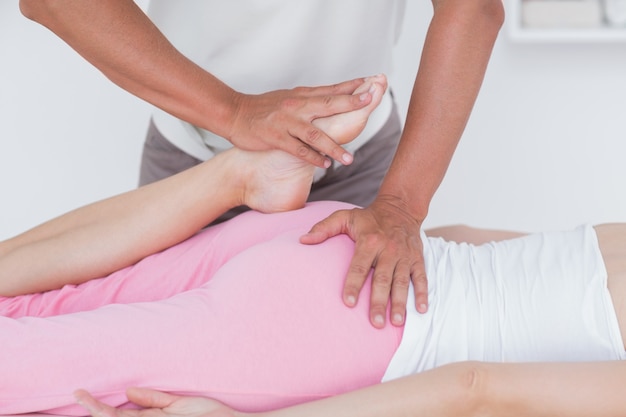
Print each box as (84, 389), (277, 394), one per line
(0, 201), (403, 415)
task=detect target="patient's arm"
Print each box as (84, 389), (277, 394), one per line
(75, 360), (626, 417)
(425, 224), (526, 244)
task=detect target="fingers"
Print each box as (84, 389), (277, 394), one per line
(282, 91), (372, 165)
(125, 387), (179, 409)
(342, 239), (377, 311)
(367, 250), (428, 327)
(411, 263), (429, 314)
(367, 255), (394, 328)
(284, 123), (349, 168)
(344, 242), (412, 329)
(74, 389), (131, 417)
(301, 204), (430, 329)
(74, 387), (181, 417)
(389, 260), (412, 325)
(299, 77), (368, 97)
(230, 78), (376, 168)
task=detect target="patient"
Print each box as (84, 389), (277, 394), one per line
(0, 74), (387, 298)
(2, 75), (626, 416)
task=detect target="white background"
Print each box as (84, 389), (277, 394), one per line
(2, 0), (626, 240)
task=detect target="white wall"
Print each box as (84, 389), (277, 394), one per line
(2, 1), (626, 240)
(0, 1), (150, 239)
(393, 1), (626, 232)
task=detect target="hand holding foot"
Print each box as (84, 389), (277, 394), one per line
(230, 74), (388, 214)
(229, 76), (386, 168)
(314, 74), (388, 146)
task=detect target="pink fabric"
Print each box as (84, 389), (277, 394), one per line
(0, 201), (403, 415)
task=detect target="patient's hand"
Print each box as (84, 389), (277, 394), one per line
(74, 388), (242, 417)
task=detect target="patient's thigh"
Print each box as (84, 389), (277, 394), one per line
(184, 230), (402, 412)
(0, 201), (356, 318)
(0, 206), (399, 416)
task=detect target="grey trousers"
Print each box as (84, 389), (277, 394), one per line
(139, 103), (402, 223)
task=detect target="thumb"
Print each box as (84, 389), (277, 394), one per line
(299, 210), (351, 245)
(73, 389), (115, 417)
(126, 387), (180, 408)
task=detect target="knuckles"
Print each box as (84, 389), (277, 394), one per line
(348, 264), (372, 277)
(303, 127), (322, 144)
(372, 272), (393, 287)
(278, 96), (303, 111)
(391, 273), (411, 288)
(295, 144), (311, 158)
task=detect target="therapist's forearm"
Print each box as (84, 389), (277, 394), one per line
(18, 0), (370, 168)
(0, 155), (242, 296)
(19, 0), (238, 139)
(379, 0), (503, 219)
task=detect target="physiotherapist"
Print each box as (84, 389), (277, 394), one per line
(19, 0), (504, 328)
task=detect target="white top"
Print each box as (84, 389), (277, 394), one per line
(147, 0), (405, 167)
(383, 225), (626, 381)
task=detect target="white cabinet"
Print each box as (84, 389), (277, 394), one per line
(508, 0), (626, 42)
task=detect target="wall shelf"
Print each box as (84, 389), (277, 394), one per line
(507, 0), (626, 42)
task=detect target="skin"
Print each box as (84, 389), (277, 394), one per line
(0, 76), (387, 296)
(72, 224), (626, 417)
(74, 360), (626, 417)
(5, 73), (626, 415)
(302, 0), (505, 327)
(18, 0), (367, 169)
(18, 0), (505, 327)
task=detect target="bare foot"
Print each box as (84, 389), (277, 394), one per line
(230, 75), (388, 213)
(237, 148), (316, 213)
(313, 73), (388, 145)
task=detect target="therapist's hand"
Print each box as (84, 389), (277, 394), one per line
(74, 387), (235, 417)
(300, 196), (428, 328)
(228, 78), (371, 169)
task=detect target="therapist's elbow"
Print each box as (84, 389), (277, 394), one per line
(436, 0), (505, 35)
(475, 0), (506, 34)
(19, 0), (61, 25)
(20, 0), (43, 21)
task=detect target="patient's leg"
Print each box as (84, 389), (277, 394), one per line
(0, 201), (356, 318)
(314, 74), (388, 145)
(241, 76), (386, 213)
(0, 76), (386, 298)
(0, 203), (400, 416)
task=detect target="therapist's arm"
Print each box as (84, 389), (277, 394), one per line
(302, 0), (504, 327)
(18, 0), (368, 167)
(0, 75), (387, 297)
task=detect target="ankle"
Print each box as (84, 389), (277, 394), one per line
(202, 149), (252, 210)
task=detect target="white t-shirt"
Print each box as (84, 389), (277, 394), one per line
(147, 0), (406, 165)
